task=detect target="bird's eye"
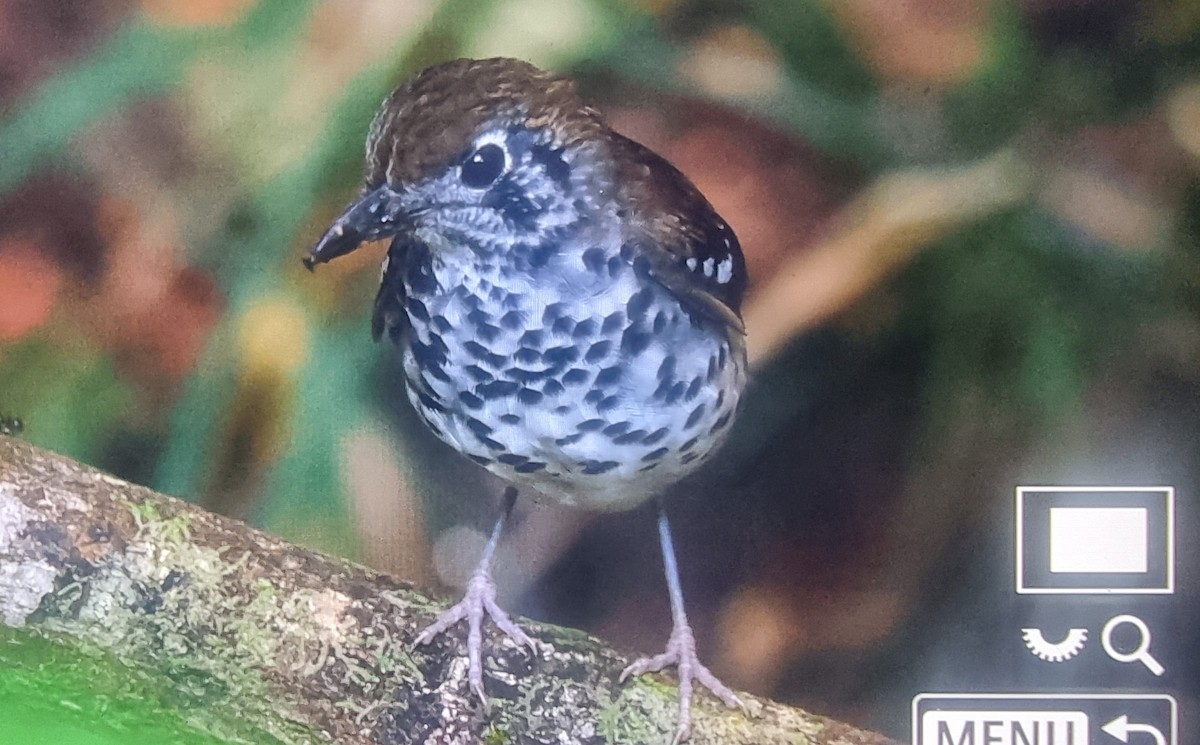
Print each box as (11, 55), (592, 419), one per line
(460, 144), (506, 189)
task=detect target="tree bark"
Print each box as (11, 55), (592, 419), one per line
(0, 436), (899, 745)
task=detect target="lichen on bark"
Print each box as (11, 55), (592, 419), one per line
(0, 436), (898, 745)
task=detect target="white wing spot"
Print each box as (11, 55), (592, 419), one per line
(686, 257), (698, 270)
(716, 256), (733, 284)
(702, 257), (715, 277)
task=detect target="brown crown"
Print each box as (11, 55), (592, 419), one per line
(365, 57), (606, 188)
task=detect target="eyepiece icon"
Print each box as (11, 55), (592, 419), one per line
(1021, 627), (1088, 662)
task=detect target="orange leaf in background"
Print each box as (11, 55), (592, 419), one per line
(0, 237), (63, 342)
(141, 0), (255, 27)
(825, 0), (988, 86)
(85, 194), (223, 387)
(149, 267), (223, 380)
(109, 266), (223, 385)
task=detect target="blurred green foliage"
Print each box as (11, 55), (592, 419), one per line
(1, 0), (1196, 550)
(0, 339), (130, 466)
(0, 630), (237, 745)
(3, 0), (1200, 739)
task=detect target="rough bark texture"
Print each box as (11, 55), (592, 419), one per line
(0, 436), (899, 745)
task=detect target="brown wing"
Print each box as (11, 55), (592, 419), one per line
(371, 236), (412, 343)
(612, 134), (748, 333)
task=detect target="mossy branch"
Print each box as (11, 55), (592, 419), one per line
(0, 436), (898, 745)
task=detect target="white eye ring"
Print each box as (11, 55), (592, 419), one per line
(470, 131), (511, 169)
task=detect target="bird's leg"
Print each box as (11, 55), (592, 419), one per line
(620, 503), (745, 743)
(414, 485), (537, 703)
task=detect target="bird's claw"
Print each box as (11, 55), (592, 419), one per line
(414, 571), (538, 705)
(620, 622), (746, 743)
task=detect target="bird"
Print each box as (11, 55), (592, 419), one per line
(305, 57), (749, 741)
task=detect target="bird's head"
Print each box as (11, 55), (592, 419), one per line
(304, 57), (615, 269)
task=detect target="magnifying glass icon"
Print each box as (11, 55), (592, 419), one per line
(1101, 614), (1165, 676)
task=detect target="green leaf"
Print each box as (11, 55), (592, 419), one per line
(592, 22), (890, 167)
(942, 4), (1036, 156)
(0, 629), (274, 745)
(0, 338), (131, 467)
(744, 0), (876, 99)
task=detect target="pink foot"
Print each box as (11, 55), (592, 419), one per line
(620, 618), (745, 743)
(414, 566), (538, 704)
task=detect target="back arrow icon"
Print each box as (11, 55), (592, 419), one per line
(1103, 715), (1166, 745)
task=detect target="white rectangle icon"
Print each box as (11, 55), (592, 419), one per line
(920, 710), (1088, 745)
(1049, 507), (1147, 573)
(1015, 486), (1174, 594)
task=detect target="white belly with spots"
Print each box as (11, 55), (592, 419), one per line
(399, 242), (745, 511)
